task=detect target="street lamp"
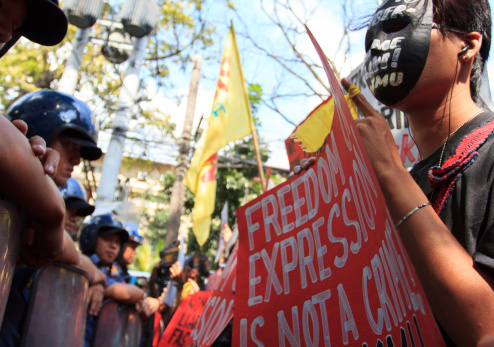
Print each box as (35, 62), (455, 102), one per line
(120, 0), (160, 38)
(62, 0), (104, 29)
(58, 0), (105, 95)
(96, 0), (160, 203)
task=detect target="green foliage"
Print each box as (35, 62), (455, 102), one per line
(144, 205), (170, 246)
(130, 240), (161, 273)
(121, 157), (154, 172)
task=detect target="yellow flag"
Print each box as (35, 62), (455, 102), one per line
(184, 25), (253, 246)
(294, 96), (359, 153)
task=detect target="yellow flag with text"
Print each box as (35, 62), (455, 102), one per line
(183, 26), (254, 246)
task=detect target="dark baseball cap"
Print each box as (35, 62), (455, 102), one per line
(65, 197), (95, 217)
(62, 129), (103, 161)
(0, 0), (68, 57)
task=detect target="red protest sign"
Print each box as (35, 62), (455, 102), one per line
(159, 291), (211, 347)
(189, 244), (238, 347)
(205, 269), (223, 292)
(232, 28), (445, 347)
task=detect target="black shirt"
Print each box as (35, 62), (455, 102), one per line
(410, 112), (494, 345)
(410, 112), (494, 273)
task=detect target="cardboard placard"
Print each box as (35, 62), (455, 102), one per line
(231, 28), (445, 347)
(159, 291), (211, 347)
(190, 244), (238, 346)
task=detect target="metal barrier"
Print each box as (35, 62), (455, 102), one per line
(93, 300), (142, 347)
(0, 199), (23, 326)
(19, 264), (89, 347)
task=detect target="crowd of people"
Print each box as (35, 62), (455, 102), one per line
(2, 0), (494, 346)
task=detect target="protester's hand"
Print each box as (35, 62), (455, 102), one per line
(170, 262), (184, 282)
(341, 78), (403, 181)
(291, 157), (316, 176)
(87, 283), (105, 316)
(222, 224), (233, 243)
(182, 279), (200, 299)
(11, 119), (59, 178)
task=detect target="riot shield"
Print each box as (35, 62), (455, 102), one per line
(93, 300), (142, 347)
(19, 264), (89, 347)
(0, 199), (23, 326)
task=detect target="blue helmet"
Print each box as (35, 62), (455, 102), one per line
(79, 213), (129, 255)
(59, 177), (94, 217)
(125, 222), (143, 246)
(6, 90), (102, 160)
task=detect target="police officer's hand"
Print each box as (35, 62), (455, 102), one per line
(87, 283), (105, 316)
(19, 227), (55, 268)
(11, 119), (60, 178)
(136, 297), (155, 319)
(145, 297), (160, 315)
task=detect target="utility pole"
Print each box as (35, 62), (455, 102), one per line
(165, 55), (203, 246)
(58, 28), (91, 95)
(96, 36), (148, 203)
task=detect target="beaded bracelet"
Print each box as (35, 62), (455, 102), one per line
(396, 202), (431, 228)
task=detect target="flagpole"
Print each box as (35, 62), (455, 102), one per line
(251, 127), (266, 192)
(230, 21), (266, 192)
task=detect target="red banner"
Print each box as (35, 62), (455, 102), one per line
(190, 244), (238, 346)
(205, 269), (223, 292)
(231, 27), (445, 347)
(159, 291), (211, 347)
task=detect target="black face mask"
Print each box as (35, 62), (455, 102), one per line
(364, 0), (433, 106)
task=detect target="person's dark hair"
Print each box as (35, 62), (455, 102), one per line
(432, 0), (491, 105)
(186, 253), (211, 289)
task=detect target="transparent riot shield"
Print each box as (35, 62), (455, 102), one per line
(19, 264), (89, 347)
(93, 300), (142, 347)
(0, 199), (23, 326)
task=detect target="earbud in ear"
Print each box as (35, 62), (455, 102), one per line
(458, 44), (471, 56)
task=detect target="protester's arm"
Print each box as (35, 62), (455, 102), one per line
(0, 116), (65, 261)
(218, 224), (233, 265)
(341, 78), (494, 346)
(104, 282), (145, 304)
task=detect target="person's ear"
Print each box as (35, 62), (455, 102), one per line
(461, 31), (482, 61)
